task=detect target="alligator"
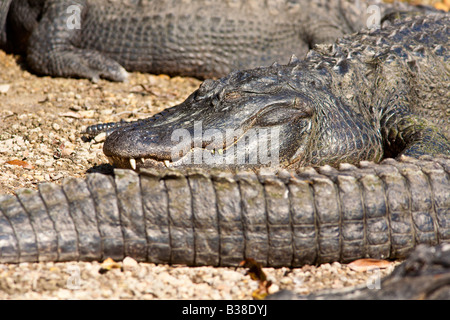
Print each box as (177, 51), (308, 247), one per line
(0, 0), (438, 81)
(91, 14), (450, 171)
(1, 156), (449, 300)
(268, 244), (450, 299)
(0, 157), (449, 267)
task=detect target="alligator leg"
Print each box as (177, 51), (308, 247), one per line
(381, 106), (450, 159)
(376, 63), (450, 159)
(26, 0), (128, 82)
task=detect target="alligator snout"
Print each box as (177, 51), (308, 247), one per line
(104, 124), (175, 169)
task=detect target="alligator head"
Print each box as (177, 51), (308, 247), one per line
(103, 57), (383, 170)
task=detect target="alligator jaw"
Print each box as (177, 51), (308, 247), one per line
(107, 155), (178, 170)
(106, 143), (259, 170)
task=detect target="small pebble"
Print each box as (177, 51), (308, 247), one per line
(122, 257), (139, 272)
(0, 83), (10, 93)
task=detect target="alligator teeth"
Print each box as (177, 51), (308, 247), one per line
(164, 160), (170, 168)
(130, 158), (137, 170)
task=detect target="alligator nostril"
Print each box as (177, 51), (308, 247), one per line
(199, 79), (216, 91)
(196, 79), (217, 100)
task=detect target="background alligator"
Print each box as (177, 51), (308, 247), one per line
(0, 0), (438, 81)
(95, 14), (450, 170)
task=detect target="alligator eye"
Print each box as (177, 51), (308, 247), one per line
(223, 91), (242, 101)
(254, 99), (313, 126)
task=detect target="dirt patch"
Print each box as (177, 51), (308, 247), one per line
(0, 51), (200, 194)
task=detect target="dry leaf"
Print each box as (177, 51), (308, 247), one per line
(98, 257), (121, 274)
(157, 74), (170, 80)
(348, 258), (391, 272)
(240, 258), (267, 281)
(240, 258), (273, 299)
(5, 159), (34, 169)
(435, 2), (449, 12)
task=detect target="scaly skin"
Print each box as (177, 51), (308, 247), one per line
(98, 15), (449, 170)
(268, 244), (450, 299)
(0, 157), (449, 266)
(0, 0), (437, 80)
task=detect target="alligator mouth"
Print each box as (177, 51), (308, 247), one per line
(106, 154), (194, 170)
(104, 118), (285, 170)
(103, 121), (269, 170)
(106, 144), (242, 170)
(107, 155), (167, 170)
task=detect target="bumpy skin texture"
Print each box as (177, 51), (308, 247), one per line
(99, 15), (450, 170)
(268, 244), (450, 299)
(0, 0), (435, 80)
(0, 157), (449, 266)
